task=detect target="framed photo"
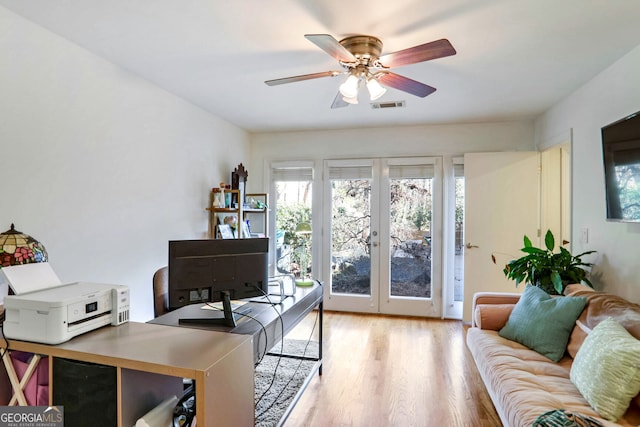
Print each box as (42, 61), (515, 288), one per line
(241, 220), (251, 238)
(218, 224), (235, 239)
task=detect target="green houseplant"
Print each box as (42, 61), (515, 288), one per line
(499, 230), (596, 295)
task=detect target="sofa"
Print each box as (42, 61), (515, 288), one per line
(466, 284), (640, 427)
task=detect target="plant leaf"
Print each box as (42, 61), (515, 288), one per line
(523, 235), (533, 248)
(574, 250), (597, 258)
(551, 270), (563, 294)
(544, 230), (554, 251)
(521, 247), (545, 255)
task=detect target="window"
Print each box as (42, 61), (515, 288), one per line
(271, 162), (314, 279)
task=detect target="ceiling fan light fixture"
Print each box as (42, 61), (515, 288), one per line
(339, 74), (359, 98)
(366, 77), (386, 101)
(342, 94), (358, 105)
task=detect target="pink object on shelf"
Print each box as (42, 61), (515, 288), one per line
(10, 351), (48, 405)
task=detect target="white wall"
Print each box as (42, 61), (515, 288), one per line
(535, 43), (640, 304)
(250, 121), (535, 182)
(0, 7), (249, 320)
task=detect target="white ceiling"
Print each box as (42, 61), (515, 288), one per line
(2, 0), (640, 133)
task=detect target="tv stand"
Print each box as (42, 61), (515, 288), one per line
(178, 291), (238, 327)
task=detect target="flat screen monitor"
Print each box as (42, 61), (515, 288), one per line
(168, 238), (269, 326)
(602, 110), (640, 223)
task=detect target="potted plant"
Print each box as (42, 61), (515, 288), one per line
(496, 230), (596, 295)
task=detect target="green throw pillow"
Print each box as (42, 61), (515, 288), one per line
(499, 285), (586, 362)
(570, 317), (640, 421)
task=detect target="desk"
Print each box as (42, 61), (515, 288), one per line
(150, 281), (323, 367)
(150, 282), (323, 426)
(0, 322), (254, 427)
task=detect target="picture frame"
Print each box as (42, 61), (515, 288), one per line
(241, 220), (251, 239)
(218, 224), (235, 239)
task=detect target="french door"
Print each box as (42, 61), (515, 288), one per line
(322, 158), (442, 317)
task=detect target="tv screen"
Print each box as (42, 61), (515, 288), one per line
(602, 110), (640, 222)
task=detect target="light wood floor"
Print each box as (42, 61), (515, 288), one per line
(284, 311), (501, 427)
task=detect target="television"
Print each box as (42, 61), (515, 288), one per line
(602, 110), (640, 223)
(168, 238), (269, 326)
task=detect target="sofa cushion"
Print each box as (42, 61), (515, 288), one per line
(499, 285), (587, 362)
(570, 317), (640, 422)
(565, 284), (640, 358)
(466, 328), (610, 427)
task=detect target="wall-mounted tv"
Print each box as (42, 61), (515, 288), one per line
(602, 110), (640, 222)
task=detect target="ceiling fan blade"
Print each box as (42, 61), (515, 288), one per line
(265, 70), (342, 86)
(331, 92), (349, 109)
(305, 34), (357, 63)
(378, 39), (456, 68)
(378, 72), (436, 98)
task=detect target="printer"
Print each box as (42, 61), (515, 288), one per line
(1, 263), (129, 345)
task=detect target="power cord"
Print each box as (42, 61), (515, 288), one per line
(194, 289), (270, 364)
(0, 321), (9, 364)
(255, 302), (319, 421)
(253, 286), (286, 408)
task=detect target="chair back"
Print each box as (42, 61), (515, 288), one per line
(153, 266), (169, 317)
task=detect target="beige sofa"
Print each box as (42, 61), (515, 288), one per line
(466, 284), (640, 427)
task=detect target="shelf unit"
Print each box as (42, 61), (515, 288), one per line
(207, 191), (268, 239)
(244, 193), (269, 238)
(0, 322), (254, 427)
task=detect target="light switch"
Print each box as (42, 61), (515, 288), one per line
(581, 227), (589, 244)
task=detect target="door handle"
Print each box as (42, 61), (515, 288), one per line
(465, 242), (479, 249)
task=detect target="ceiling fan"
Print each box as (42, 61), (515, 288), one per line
(265, 34), (456, 108)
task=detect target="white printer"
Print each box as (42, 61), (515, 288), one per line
(1, 263), (130, 345)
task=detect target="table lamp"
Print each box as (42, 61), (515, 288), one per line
(0, 223), (48, 315)
(0, 223), (48, 268)
(294, 222), (313, 286)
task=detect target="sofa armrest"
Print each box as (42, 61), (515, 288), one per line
(471, 292), (521, 329)
(474, 304), (517, 330)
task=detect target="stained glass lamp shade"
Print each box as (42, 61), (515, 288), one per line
(0, 224), (48, 267)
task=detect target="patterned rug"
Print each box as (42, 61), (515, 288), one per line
(254, 339), (320, 427)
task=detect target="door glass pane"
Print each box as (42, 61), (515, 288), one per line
(454, 175), (465, 302)
(330, 179), (371, 295)
(389, 178), (432, 298)
(274, 181), (312, 279)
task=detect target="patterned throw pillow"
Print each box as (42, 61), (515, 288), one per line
(570, 317), (640, 421)
(499, 285), (587, 361)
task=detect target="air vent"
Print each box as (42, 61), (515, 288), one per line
(371, 101), (406, 109)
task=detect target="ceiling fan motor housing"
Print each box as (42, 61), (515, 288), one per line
(339, 35), (383, 65)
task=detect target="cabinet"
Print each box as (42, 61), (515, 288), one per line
(207, 191), (268, 239)
(0, 322), (254, 427)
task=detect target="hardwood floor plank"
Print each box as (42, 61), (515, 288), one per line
(285, 312), (501, 427)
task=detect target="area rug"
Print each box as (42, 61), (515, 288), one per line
(254, 339), (320, 427)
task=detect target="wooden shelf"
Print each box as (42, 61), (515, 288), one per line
(1, 322), (254, 426)
(207, 191), (268, 239)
